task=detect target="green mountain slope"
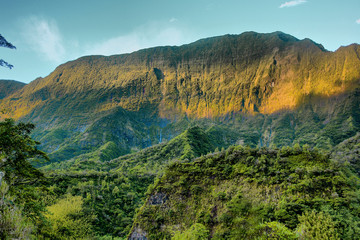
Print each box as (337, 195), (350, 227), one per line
(130, 145), (360, 239)
(41, 126), (216, 238)
(42, 126), (215, 174)
(0, 79), (26, 99)
(1, 31), (360, 162)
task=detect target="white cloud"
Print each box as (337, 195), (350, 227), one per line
(85, 23), (190, 56)
(169, 17), (178, 23)
(22, 16), (65, 62)
(356, 19), (360, 24)
(279, 0), (307, 8)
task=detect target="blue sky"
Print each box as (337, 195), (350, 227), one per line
(1, 0), (359, 83)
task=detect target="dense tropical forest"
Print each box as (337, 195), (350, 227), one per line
(2, 122), (360, 239)
(1, 31), (360, 239)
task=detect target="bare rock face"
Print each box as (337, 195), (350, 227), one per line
(128, 227), (147, 240)
(149, 192), (167, 205)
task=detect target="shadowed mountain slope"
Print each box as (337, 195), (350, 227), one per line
(0, 79), (26, 99)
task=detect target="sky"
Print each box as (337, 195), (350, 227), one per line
(0, 0), (359, 83)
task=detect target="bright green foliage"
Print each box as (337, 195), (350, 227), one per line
(43, 173), (154, 238)
(296, 211), (339, 240)
(172, 223), (209, 240)
(257, 221), (296, 239)
(42, 194), (94, 239)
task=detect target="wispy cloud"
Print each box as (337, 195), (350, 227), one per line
(169, 17), (178, 23)
(279, 0), (307, 8)
(21, 16), (65, 62)
(85, 23), (191, 56)
(356, 19), (360, 24)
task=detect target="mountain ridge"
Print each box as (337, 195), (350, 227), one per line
(2, 31), (358, 119)
(0, 31), (359, 162)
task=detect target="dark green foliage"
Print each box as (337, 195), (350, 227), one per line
(0, 118), (48, 185)
(331, 133), (360, 176)
(0, 118), (50, 238)
(43, 126), (215, 175)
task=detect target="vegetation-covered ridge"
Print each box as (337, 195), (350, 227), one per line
(37, 126), (215, 238)
(130, 144), (360, 239)
(42, 126), (215, 174)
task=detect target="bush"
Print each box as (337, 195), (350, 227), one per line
(296, 210), (339, 240)
(172, 223), (209, 240)
(257, 221), (296, 239)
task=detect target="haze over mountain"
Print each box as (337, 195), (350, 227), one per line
(1, 31), (360, 163)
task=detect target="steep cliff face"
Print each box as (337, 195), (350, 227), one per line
(1, 31), (359, 162)
(3, 32), (360, 119)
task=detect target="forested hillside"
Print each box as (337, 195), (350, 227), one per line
(130, 145), (360, 239)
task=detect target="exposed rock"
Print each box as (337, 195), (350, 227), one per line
(129, 227), (147, 240)
(149, 192), (168, 205)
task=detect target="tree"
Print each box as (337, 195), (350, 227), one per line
(0, 118), (49, 239)
(0, 118), (49, 232)
(0, 34), (16, 69)
(296, 211), (340, 240)
(0, 118), (48, 187)
(0, 179), (34, 239)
